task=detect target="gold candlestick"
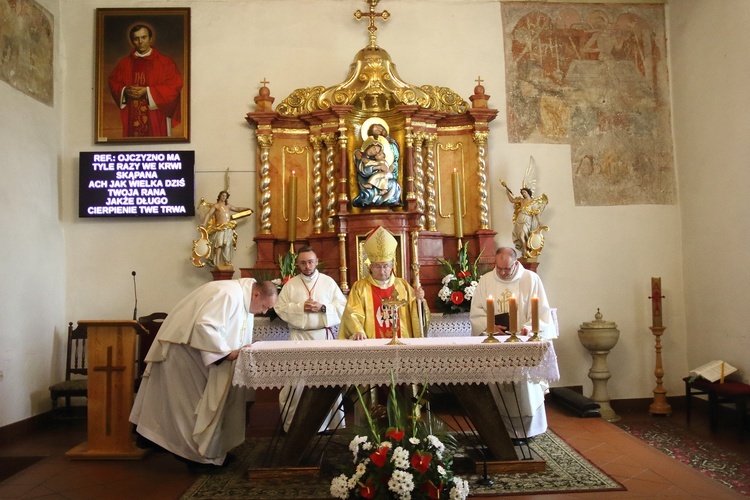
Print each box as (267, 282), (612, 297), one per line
(648, 278), (671, 415)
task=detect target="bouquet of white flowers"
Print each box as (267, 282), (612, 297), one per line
(436, 243), (483, 313)
(330, 378), (470, 500)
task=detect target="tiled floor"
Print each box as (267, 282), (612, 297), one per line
(0, 391), (747, 499)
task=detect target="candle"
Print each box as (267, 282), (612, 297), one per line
(720, 362), (725, 384)
(288, 171), (297, 242)
(508, 296), (517, 333)
(486, 296), (494, 333)
(651, 277), (662, 327)
(452, 169), (463, 238)
(531, 296), (539, 332)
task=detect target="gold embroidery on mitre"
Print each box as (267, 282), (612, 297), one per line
(363, 226), (397, 263)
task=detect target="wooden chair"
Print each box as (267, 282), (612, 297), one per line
(49, 322), (88, 412)
(136, 312), (167, 388)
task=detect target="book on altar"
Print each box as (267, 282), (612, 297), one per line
(689, 360), (737, 383)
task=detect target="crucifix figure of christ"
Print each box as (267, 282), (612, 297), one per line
(93, 346), (126, 435)
(354, 0), (390, 47)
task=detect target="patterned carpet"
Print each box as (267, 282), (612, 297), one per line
(181, 431), (624, 499)
(616, 420), (750, 496)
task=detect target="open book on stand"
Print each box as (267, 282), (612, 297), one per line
(689, 360), (737, 383)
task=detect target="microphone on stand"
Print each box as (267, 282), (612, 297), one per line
(132, 271), (138, 321)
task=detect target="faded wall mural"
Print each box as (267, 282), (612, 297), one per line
(0, 0), (54, 106)
(502, 2), (676, 206)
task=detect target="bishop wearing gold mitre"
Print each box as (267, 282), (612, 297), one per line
(339, 226), (428, 340)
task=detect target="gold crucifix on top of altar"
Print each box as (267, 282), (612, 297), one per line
(354, 0), (390, 48)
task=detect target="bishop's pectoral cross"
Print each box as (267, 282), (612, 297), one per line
(93, 346), (125, 436)
(354, 0), (390, 48)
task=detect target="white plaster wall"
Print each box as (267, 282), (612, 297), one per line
(0, 0), (64, 427)
(669, 0), (750, 382)
(54, 0), (689, 409)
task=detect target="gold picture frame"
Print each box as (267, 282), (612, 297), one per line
(95, 8), (190, 144)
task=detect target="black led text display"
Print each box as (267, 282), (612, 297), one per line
(79, 151), (195, 218)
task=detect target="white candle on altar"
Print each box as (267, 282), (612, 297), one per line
(509, 296), (518, 333)
(288, 171), (297, 242)
(452, 169), (463, 239)
(486, 296), (494, 333)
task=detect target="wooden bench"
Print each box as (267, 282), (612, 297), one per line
(683, 376), (750, 440)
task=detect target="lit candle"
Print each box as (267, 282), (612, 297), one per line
(531, 296), (539, 332)
(288, 171), (297, 242)
(651, 277), (662, 327)
(508, 296), (517, 333)
(452, 169), (463, 239)
(486, 295), (494, 333)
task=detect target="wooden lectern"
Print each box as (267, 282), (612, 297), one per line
(66, 320), (148, 460)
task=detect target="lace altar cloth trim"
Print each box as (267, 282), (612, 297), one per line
(233, 336), (559, 389)
(252, 314), (469, 342)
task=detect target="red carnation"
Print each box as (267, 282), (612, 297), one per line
(370, 445), (389, 468)
(385, 427), (405, 442)
(282, 275), (291, 284)
(457, 270), (470, 279)
(411, 450), (432, 473)
(450, 291), (465, 305)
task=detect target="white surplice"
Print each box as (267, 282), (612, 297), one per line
(469, 265), (556, 437)
(273, 270), (347, 432)
(129, 278), (257, 465)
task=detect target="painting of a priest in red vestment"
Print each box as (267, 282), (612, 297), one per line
(108, 24), (183, 138)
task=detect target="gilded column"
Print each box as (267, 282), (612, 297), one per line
(322, 132), (337, 232)
(413, 131), (426, 230)
(257, 132), (273, 234)
(309, 134), (323, 234)
(424, 132), (437, 232)
(473, 130), (489, 230)
(336, 120), (349, 214)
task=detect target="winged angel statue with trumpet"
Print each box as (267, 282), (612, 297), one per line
(501, 157), (549, 259)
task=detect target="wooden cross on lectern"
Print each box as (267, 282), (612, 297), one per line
(355, 0), (390, 47)
(93, 346), (126, 436)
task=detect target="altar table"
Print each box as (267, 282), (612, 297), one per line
(234, 336), (559, 467)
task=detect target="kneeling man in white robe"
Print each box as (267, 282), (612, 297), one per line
(130, 279), (277, 470)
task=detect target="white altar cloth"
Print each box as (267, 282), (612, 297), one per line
(233, 336), (559, 389)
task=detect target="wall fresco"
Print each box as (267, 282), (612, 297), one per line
(0, 0), (53, 106)
(502, 3), (676, 206)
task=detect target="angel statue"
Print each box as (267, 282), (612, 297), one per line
(191, 190), (253, 269)
(501, 157), (549, 259)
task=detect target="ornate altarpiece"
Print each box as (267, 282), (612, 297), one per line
(241, 5), (499, 307)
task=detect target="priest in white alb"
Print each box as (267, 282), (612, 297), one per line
(273, 246), (348, 433)
(470, 247), (555, 438)
(129, 279), (278, 472)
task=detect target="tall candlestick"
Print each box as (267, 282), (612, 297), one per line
(531, 296), (539, 332)
(650, 277), (662, 327)
(288, 171), (297, 242)
(486, 296), (494, 333)
(452, 169), (463, 238)
(509, 296), (518, 332)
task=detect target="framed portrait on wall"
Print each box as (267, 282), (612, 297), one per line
(95, 8), (190, 144)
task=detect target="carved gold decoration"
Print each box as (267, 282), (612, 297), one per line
(258, 135), (273, 234)
(310, 134), (324, 234)
(191, 226), (211, 268)
(473, 131), (489, 230)
(413, 131), (426, 230)
(322, 133), (337, 232)
(276, 86), (326, 116)
(275, 45), (467, 116)
(424, 133), (437, 231)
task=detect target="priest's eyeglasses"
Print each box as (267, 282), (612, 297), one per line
(370, 263), (392, 270)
